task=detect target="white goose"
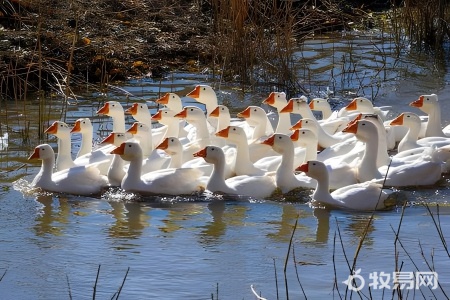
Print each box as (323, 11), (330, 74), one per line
(290, 118), (351, 149)
(296, 160), (397, 211)
(280, 97), (345, 138)
(261, 134), (317, 193)
(99, 132), (133, 187)
(28, 144), (108, 196)
(390, 112), (450, 152)
(344, 119), (443, 187)
(111, 141), (204, 195)
(342, 97), (391, 121)
(409, 94), (450, 137)
(70, 118), (115, 170)
(96, 101), (126, 132)
(125, 102), (168, 146)
(126, 122), (170, 173)
(193, 146), (276, 199)
(262, 91), (292, 134)
(290, 128), (359, 189)
(215, 126), (267, 176)
(155, 137), (215, 177)
(174, 106), (229, 161)
(154, 92), (189, 138)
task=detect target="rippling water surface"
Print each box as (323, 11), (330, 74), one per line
(1, 32), (450, 299)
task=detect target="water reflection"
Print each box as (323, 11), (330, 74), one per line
(313, 208), (331, 244)
(34, 195), (70, 236)
(107, 201), (151, 239)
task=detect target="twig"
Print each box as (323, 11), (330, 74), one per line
(283, 214), (299, 300)
(66, 273), (72, 300)
(114, 267), (130, 299)
(273, 258), (279, 300)
(93, 264), (101, 300)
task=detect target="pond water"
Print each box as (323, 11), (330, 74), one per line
(1, 32), (450, 299)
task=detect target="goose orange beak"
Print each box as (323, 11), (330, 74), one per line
(210, 106), (220, 117)
(237, 107), (251, 118)
(342, 120), (358, 134)
(152, 110), (162, 121)
(193, 147), (207, 158)
(174, 108), (187, 118)
(155, 93), (170, 105)
(345, 98), (358, 111)
(390, 114), (404, 126)
(280, 99), (294, 113)
(262, 92), (276, 105)
(70, 120), (82, 133)
(186, 85), (200, 98)
(290, 120), (303, 130)
(28, 147), (40, 160)
(97, 102), (109, 115)
(261, 135), (275, 146)
(44, 121), (58, 134)
(410, 95), (424, 108)
(296, 163), (308, 173)
(290, 130), (300, 141)
(309, 101), (315, 109)
(127, 123), (139, 134)
(125, 103), (138, 115)
(111, 143), (126, 155)
(215, 126), (230, 138)
(100, 133), (115, 145)
(156, 138), (169, 150)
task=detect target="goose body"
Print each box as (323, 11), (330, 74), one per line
(261, 134), (317, 193)
(112, 142), (204, 195)
(100, 132), (133, 186)
(193, 146), (276, 199)
(28, 144), (108, 195)
(297, 160), (396, 211)
(409, 94), (449, 138)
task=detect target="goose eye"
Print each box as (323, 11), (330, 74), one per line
(359, 99), (363, 102)
(302, 131), (305, 134)
(406, 115), (410, 118)
(202, 87), (206, 90)
(278, 136), (282, 139)
(171, 139), (174, 142)
(112, 104), (115, 107)
(171, 95), (175, 99)
(211, 147), (215, 151)
(190, 108), (194, 111)
(312, 162), (316, 166)
(128, 144), (132, 147)
(140, 105), (143, 109)
(233, 128), (236, 131)
(164, 111), (167, 114)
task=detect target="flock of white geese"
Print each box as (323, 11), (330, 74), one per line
(27, 85), (450, 211)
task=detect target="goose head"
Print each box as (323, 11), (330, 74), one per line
(186, 85), (218, 112)
(111, 141), (142, 162)
(290, 118), (319, 135)
(261, 133), (293, 154)
(390, 112), (421, 129)
(296, 160), (326, 179)
(70, 118), (92, 134)
(127, 122), (150, 136)
(210, 105), (231, 131)
(174, 106), (206, 124)
(409, 94), (438, 113)
(156, 137), (182, 156)
(125, 102), (150, 123)
(155, 92), (183, 113)
(279, 96), (309, 114)
(215, 125), (245, 142)
(152, 109), (178, 126)
(100, 132), (132, 147)
(342, 119), (377, 143)
(290, 128), (317, 145)
(262, 92), (288, 111)
(344, 97), (374, 113)
(96, 101), (124, 117)
(193, 146), (224, 164)
(28, 144), (54, 161)
(309, 98), (330, 111)
(237, 106), (267, 126)
(45, 121), (71, 137)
